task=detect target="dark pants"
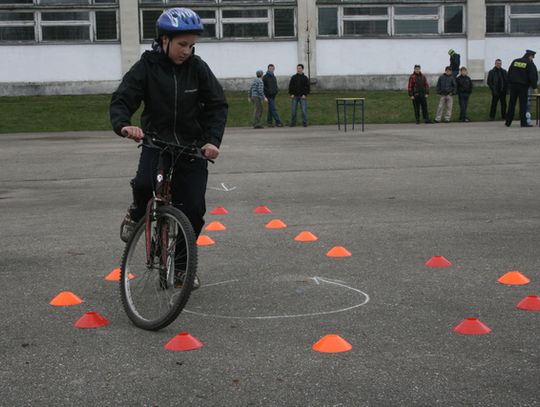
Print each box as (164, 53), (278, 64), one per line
(266, 96), (282, 125)
(506, 84), (529, 126)
(489, 92), (507, 119)
(412, 95), (429, 122)
(458, 93), (470, 121)
(129, 146), (208, 237)
(290, 96), (308, 126)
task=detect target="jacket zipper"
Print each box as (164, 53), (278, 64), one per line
(173, 68), (180, 144)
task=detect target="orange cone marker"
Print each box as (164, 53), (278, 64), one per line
(105, 267), (135, 281)
(516, 295), (540, 311)
(205, 221), (226, 231)
(165, 332), (204, 351)
(312, 334), (352, 353)
(210, 206), (229, 215)
(425, 256), (452, 267)
(498, 271), (530, 285)
(326, 246), (352, 257)
(254, 205), (272, 214)
(265, 219), (287, 229)
(74, 312), (109, 329)
(294, 231), (318, 242)
(49, 291), (83, 306)
(453, 318), (491, 335)
(197, 235), (215, 246)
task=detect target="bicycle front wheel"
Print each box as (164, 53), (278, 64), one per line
(120, 205), (197, 330)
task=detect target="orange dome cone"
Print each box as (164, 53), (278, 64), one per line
(294, 231), (318, 242)
(49, 291), (83, 306)
(516, 295), (540, 311)
(265, 219), (287, 229)
(453, 318), (491, 335)
(254, 205), (272, 214)
(74, 312), (109, 329)
(498, 271), (530, 285)
(312, 334), (352, 353)
(105, 267), (135, 281)
(165, 332), (204, 351)
(196, 235), (215, 246)
(425, 256), (452, 267)
(326, 246), (352, 257)
(210, 206), (229, 215)
(205, 221), (226, 231)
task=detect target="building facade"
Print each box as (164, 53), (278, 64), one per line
(1, 0), (540, 95)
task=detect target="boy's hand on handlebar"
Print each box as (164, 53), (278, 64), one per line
(201, 143), (219, 160)
(121, 126), (144, 142)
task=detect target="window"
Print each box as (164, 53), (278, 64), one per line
(318, 7), (337, 36)
(140, 1), (297, 41)
(0, 0), (119, 43)
(487, 3), (540, 34)
(343, 7), (388, 36)
(317, 3), (464, 37)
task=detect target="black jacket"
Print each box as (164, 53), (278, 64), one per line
(110, 48), (228, 147)
(456, 75), (473, 94)
(436, 74), (457, 95)
(288, 73), (310, 97)
(487, 67), (508, 94)
(450, 53), (460, 72)
(263, 72), (278, 97)
(507, 56), (538, 88)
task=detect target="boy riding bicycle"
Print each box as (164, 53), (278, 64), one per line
(110, 8), (228, 288)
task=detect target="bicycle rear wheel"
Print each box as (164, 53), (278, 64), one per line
(120, 205), (197, 330)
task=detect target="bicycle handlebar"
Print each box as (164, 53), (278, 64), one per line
(141, 134), (214, 163)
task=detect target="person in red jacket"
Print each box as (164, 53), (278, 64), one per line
(407, 65), (432, 124)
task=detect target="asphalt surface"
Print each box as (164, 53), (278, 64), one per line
(1, 122), (539, 406)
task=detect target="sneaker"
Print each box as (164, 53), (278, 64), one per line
(302, 123), (308, 127)
(254, 125), (264, 129)
(276, 123), (284, 127)
(120, 213), (137, 242)
(175, 272), (200, 290)
(433, 119), (440, 123)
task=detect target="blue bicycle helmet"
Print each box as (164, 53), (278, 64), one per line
(156, 8), (204, 37)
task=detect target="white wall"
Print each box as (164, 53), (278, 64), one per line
(139, 41), (298, 79)
(0, 44), (122, 82)
(317, 38), (468, 76)
(484, 36), (540, 72)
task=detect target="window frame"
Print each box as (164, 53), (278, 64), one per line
(487, 3), (540, 35)
(0, 0), (119, 44)
(317, 3), (465, 38)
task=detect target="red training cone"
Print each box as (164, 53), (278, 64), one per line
(205, 221), (226, 231)
(197, 235), (215, 246)
(210, 206), (229, 215)
(74, 312), (109, 329)
(326, 246), (352, 257)
(165, 332), (204, 351)
(497, 271), (530, 285)
(254, 205), (272, 214)
(294, 231), (318, 242)
(453, 317), (491, 335)
(105, 267), (135, 281)
(516, 295), (540, 311)
(425, 256), (452, 268)
(49, 291), (83, 306)
(312, 334), (352, 353)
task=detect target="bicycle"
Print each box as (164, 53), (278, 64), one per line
(120, 134), (211, 330)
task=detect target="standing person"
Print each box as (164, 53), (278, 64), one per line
(263, 64), (283, 127)
(288, 64), (310, 127)
(505, 49), (538, 127)
(434, 66), (457, 123)
(456, 66), (473, 122)
(248, 69), (266, 129)
(449, 49), (461, 77)
(110, 8), (228, 287)
(407, 64), (431, 124)
(487, 59), (508, 120)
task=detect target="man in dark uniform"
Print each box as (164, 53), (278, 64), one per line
(505, 49), (538, 127)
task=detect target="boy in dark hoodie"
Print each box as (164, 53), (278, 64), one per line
(456, 67), (473, 122)
(407, 64), (431, 124)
